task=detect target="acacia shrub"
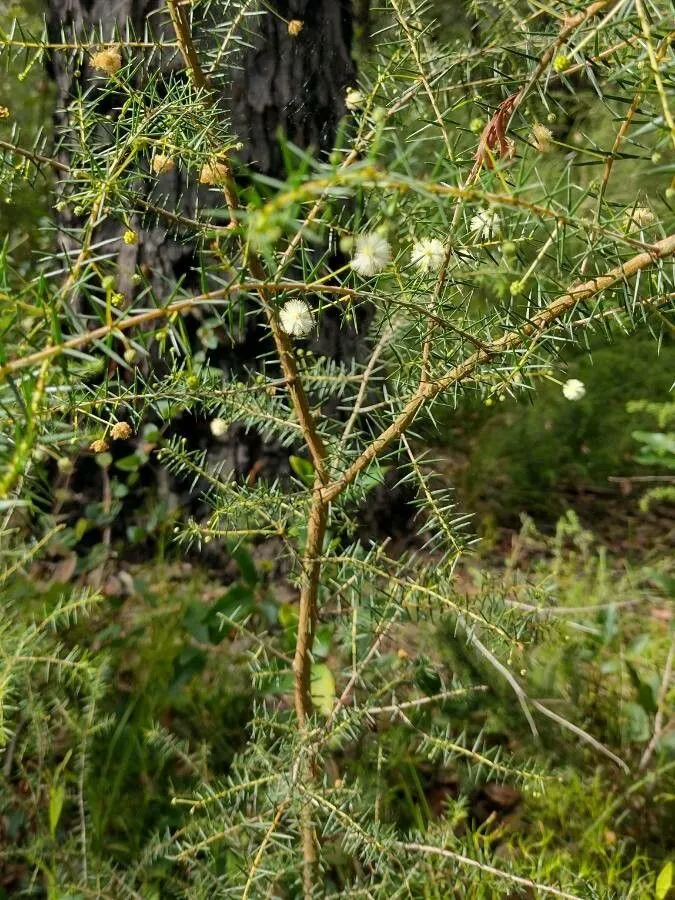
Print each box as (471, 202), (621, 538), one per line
(0, 0), (674, 896)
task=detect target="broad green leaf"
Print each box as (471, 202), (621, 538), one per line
(49, 782), (66, 837)
(279, 602), (299, 650)
(656, 861), (673, 900)
(626, 662), (658, 716)
(289, 454), (314, 485)
(115, 454), (142, 472)
(278, 602), (299, 631)
(360, 461), (389, 492)
(207, 583), (255, 641)
(231, 544), (258, 586)
(170, 646), (207, 692)
(623, 701), (650, 743)
(311, 663), (336, 716)
(313, 625), (332, 659)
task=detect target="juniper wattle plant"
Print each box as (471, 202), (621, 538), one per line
(0, 0), (674, 896)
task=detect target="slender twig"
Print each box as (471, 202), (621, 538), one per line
(397, 707), (541, 781)
(242, 800), (290, 900)
(465, 627), (539, 738)
(609, 475), (675, 484)
(581, 30), (673, 275)
(337, 323), (394, 455)
(0, 38), (177, 50)
(635, 0), (675, 152)
(324, 625), (394, 730)
(166, 0), (210, 90)
(0, 280), (356, 382)
(365, 686), (489, 716)
(395, 842), (584, 900)
(391, 0), (454, 162)
(532, 700), (630, 774)
(171, 774), (281, 812)
(0, 139), (69, 172)
(638, 635), (675, 771)
(247, 254), (329, 483)
(293, 483), (328, 724)
(509, 0), (614, 125)
(166, 822), (250, 861)
(506, 597), (651, 616)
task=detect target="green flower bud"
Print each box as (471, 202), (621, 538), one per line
(553, 53), (569, 73)
(57, 456), (74, 474)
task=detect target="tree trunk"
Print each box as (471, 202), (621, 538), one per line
(230, 1), (354, 177)
(47, 1), (194, 299)
(227, 1), (366, 366)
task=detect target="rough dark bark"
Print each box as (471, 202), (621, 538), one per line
(226, 1), (368, 368)
(47, 0), (194, 299)
(230, 1), (354, 176)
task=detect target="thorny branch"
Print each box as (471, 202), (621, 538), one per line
(320, 232), (675, 504)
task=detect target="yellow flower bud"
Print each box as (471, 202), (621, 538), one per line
(200, 158), (231, 185)
(91, 47), (122, 76)
(110, 422), (133, 440)
(152, 153), (175, 175)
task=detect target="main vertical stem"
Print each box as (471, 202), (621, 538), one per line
(163, 5), (346, 892)
(293, 484), (328, 723)
(293, 480), (328, 897)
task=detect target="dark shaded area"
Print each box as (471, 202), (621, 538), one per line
(46, 0), (196, 299)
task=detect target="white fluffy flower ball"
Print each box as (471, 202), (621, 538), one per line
(279, 299), (315, 337)
(210, 417), (228, 437)
(470, 210), (501, 240)
(350, 232), (391, 277)
(345, 87), (364, 111)
(411, 237), (446, 274)
(562, 378), (586, 401)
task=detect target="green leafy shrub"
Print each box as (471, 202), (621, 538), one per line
(628, 398), (675, 511)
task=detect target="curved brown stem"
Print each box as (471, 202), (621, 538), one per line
(321, 232), (675, 504)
